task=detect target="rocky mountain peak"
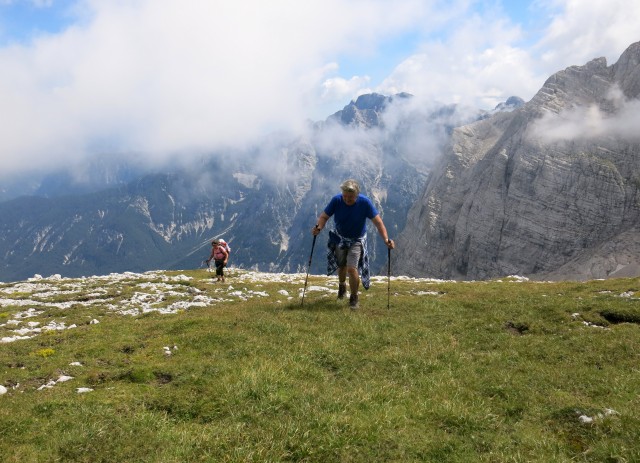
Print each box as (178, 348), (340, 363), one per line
(528, 41), (640, 114)
(613, 40), (640, 98)
(352, 93), (388, 111)
(491, 96), (525, 113)
(329, 92), (413, 128)
(394, 41), (640, 281)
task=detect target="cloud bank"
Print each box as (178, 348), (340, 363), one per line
(0, 0), (639, 180)
(530, 86), (640, 144)
(0, 0), (433, 176)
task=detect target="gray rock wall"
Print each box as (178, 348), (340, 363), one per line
(395, 41), (640, 280)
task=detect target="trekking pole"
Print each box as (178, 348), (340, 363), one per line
(301, 234), (317, 307)
(387, 244), (391, 310)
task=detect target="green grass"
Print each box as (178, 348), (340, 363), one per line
(1, 271), (639, 462)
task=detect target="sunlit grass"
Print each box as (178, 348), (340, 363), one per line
(0, 271), (639, 462)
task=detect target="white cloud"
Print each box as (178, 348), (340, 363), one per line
(530, 86), (640, 143)
(0, 0), (432, 177)
(377, 8), (544, 109)
(379, 42), (541, 109)
(535, 0), (640, 71)
(0, 0), (639, 181)
(321, 74), (372, 102)
(378, 0), (640, 110)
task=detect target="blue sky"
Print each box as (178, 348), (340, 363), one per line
(0, 0), (639, 177)
(0, 1), (65, 41)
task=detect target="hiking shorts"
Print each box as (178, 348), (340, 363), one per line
(335, 242), (362, 269)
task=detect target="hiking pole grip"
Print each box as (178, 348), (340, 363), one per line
(301, 234), (317, 307)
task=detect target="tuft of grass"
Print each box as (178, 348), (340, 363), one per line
(30, 348), (55, 358)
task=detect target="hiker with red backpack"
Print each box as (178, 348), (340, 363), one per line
(207, 239), (230, 282)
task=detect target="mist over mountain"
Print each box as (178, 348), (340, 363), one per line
(0, 93), (485, 282)
(395, 41), (640, 281)
(6, 39), (636, 284)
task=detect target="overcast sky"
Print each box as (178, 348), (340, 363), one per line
(0, 0), (639, 179)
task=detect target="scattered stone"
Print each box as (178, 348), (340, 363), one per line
(414, 290), (442, 296)
(37, 380), (57, 391)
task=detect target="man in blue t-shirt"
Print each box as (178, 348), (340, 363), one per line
(312, 179), (395, 309)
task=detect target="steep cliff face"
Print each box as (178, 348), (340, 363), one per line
(395, 42), (640, 280)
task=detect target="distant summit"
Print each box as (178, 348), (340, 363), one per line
(328, 92), (413, 128)
(493, 96), (525, 112)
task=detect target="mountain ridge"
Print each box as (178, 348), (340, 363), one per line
(394, 41), (640, 280)
(0, 94), (487, 281)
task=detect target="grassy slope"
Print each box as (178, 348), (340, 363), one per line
(1, 271), (639, 462)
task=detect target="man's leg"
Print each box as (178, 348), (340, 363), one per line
(338, 266), (347, 284)
(338, 266), (347, 299)
(347, 266), (359, 295)
(336, 247), (348, 299)
(346, 243), (362, 308)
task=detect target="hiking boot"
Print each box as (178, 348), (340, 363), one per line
(349, 293), (359, 310)
(337, 283), (347, 299)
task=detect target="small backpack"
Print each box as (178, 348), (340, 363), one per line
(217, 239), (231, 255)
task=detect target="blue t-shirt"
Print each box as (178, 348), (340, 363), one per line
(324, 193), (379, 239)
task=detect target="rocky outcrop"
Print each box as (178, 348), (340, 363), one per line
(395, 41), (640, 280)
(327, 93), (412, 128)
